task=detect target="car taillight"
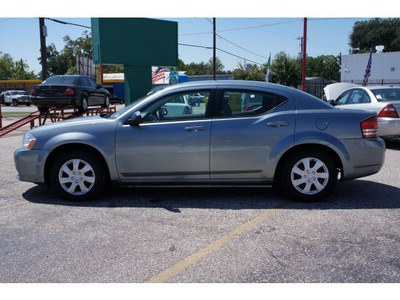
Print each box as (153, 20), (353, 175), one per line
(378, 105), (399, 118)
(361, 116), (378, 138)
(64, 87), (75, 95)
(31, 88), (38, 96)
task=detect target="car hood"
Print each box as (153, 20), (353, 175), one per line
(29, 115), (114, 135)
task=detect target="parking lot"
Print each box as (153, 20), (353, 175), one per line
(1, 111), (400, 283)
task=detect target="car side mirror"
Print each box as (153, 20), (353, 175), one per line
(126, 111), (142, 126)
(96, 84), (102, 89)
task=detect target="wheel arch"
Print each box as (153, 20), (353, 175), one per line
(44, 143), (110, 187)
(273, 143), (343, 182)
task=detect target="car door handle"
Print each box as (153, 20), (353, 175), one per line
(267, 121), (289, 127)
(184, 126), (206, 132)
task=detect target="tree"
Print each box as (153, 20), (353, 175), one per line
(271, 51), (301, 87)
(349, 18), (400, 53)
(180, 57), (226, 75)
(46, 43), (70, 76)
(232, 61), (265, 81)
(38, 31), (93, 76)
(0, 52), (37, 80)
(306, 55), (340, 81)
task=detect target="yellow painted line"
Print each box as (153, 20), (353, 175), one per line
(0, 201), (27, 210)
(146, 202), (287, 283)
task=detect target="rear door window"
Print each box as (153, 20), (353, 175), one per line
(216, 90), (287, 118)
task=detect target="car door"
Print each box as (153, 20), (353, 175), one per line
(335, 89), (375, 113)
(88, 77), (105, 105)
(115, 89), (215, 182)
(209, 87), (295, 180)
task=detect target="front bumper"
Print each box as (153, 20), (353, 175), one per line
(14, 148), (46, 184)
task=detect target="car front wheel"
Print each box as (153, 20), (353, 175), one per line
(79, 97), (88, 112)
(279, 149), (338, 202)
(50, 150), (107, 201)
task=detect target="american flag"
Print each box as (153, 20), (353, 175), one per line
(152, 67), (165, 84)
(362, 49), (373, 86)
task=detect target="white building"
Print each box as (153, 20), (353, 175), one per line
(341, 51), (400, 85)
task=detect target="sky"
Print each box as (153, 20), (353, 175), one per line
(0, 1), (397, 76)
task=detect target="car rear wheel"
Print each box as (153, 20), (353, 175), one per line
(50, 150), (107, 201)
(279, 149), (338, 202)
(102, 95), (110, 108)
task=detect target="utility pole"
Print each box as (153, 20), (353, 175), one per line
(213, 18), (216, 80)
(39, 18), (48, 80)
(302, 18), (307, 92)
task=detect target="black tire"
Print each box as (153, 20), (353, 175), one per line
(12, 99), (18, 106)
(38, 107), (48, 113)
(102, 95), (110, 108)
(50, 150), (107, 201)
(79, 97), (88, 112)
(279, 149), (338, 202)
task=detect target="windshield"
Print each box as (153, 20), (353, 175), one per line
(11, 91), (27, 95)
(109, 95), (149, 119)
(42, 76), (79, 86)
(372, 88), (400, 102)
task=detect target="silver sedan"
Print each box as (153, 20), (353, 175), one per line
(14, 81), (385, 202)
(333, 86), (400, 138)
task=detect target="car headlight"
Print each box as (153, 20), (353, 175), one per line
(22, 132), (36, 150)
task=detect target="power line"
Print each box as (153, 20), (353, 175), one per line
(178, 43), (264, 66)
(179, 19), (302, 36)
(45, 18), (91, 29)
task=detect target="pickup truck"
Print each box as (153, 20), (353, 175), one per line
(2, 90), (32, 106)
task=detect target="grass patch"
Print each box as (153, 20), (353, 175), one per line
(1, 112), (32, 116)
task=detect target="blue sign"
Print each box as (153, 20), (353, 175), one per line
(169, 71), (178, 85)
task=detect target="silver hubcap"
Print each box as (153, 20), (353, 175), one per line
(290, 157), (329, 195)
(105, 96), (109, 106)
(58, 159), (95, 195)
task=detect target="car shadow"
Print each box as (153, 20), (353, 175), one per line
(22, 179), (400, 211)
(384, 138), (400, 151)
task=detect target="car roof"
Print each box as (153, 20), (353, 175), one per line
(363, 86), (400, 90)
(155, 80), (304, 96)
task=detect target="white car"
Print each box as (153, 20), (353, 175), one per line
(333, 86), (400, 138)
(3, 90), (32, 106)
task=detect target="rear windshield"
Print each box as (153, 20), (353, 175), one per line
(42, 76), (79, 86)
(372, 88), (400, 102)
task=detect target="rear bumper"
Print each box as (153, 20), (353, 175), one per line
(31, 96), (79, 108)
(341, 137), (385, 180)
(378, 117), (400, 138)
